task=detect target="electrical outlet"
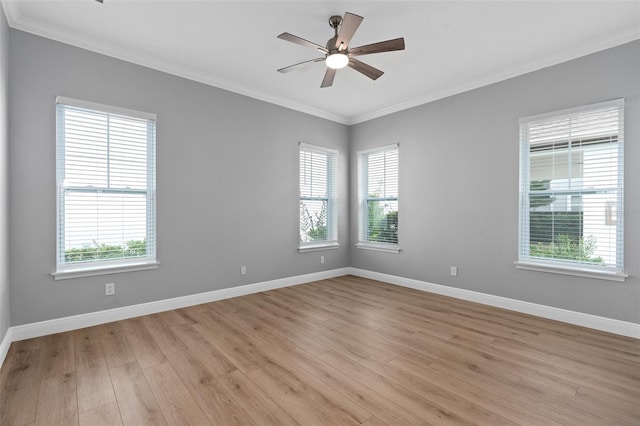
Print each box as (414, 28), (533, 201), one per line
(241, 265), (247, 275)
(450, 266), (458, 277)
(105, 282), (115, 296)
(320, 256), (325, 264)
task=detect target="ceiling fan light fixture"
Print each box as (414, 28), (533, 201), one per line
(325, 52), (349, 69)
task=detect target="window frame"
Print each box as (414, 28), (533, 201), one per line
(298, 142), (339, 252)
(516, 99), (626, 282)
(356, 144), (400, 253)
(53, 96), (158, 280)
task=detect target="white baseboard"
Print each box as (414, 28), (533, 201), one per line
(2, 265), (638, 373)
(0, 327), (12, 369)
(9, 268), (350, 343)
(348, 268), (640, 339)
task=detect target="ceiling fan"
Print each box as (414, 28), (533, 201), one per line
(277, 12), (405, 88)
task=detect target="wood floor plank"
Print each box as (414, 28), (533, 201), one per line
(74, 330), (107, 371)
(361, 415), (390, 426)
(109, 362), (167, 426)
(191, 313), (286, 373)
(260, 288), (333, 322)
(0, 348), (44, 426)
(99, 326), (137, 369)
(490, 336), (640, 392)
(426, 354), (607, 425)
(2, 275), (638, 425)
(576, 384), (640, 420)
(359, 355), (515, 425)
(153, 310), (189, 327)
(143, 362), (211, 425)
(248, 365), (354, 425)
(79, 402), (123, 426)
(515, 377), (637, 425)
(40, 333), (75, 380)
(279, 347), (424, 426)
(76, 364), (116, 413)
(120, 318), (167, 369)
(390, 354), (562, 425)
(232, 295), (337, 357)
(216, 369), (300, 426)
(73, 322), (122, 340)
(139, 314), (188, 356)
(259, 350), (372, 424)
(211, 299), (298, 351)
(170, 323), (237, 377)
(172, 307), (200, 325)
(318, 350), (474, 426)
(164, 349), (258, 425)
(34, 373), (78, 426)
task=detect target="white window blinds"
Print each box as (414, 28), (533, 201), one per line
(519, 99), (624, 276)
(357, 145), (399, 249)
(299, 143), (338, 249)
(55, 97), (156, 272)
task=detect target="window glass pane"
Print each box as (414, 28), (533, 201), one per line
(367, 150), (398, 198)
(367, 200), (398, 243)
(300, 150), (328, 198)
(63, 108), (109, 187)
(63, 192), (148, 263)
(300, 199), (328, 242)
(109, 117), (149, 190)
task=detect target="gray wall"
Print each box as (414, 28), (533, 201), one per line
(6, 28), (639, 328)
(8, 30), (350, 326)
(0, 6), (9, 341)
(350, 40), (640, 324)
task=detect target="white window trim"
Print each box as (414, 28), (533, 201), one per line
(298, 242), (341, 253)
(299, 142), (339, 251)
(56, 96), (156, 121)
(355, 242), (401, 253)
(517, 98), (625, 281)
(52, 260), (160, 281)
(55, 96), (157, 277)
(357, 143), (400, 253)
(514, 261), (627, 283)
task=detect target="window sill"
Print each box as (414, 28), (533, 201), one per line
(514, 261), (627, 282)
(52, 260), (159, 280)
(355, 243), (401, 253)
(299, 242), (340, 253)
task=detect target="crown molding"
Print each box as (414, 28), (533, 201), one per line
(348, 25), (640, 125)
(1, 1), (350, 125)
(3, 1), (639, 127)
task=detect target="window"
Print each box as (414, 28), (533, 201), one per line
(54, 97), (157, 278)
(299, 143), (338, 251)
(357, 144), (399, 252)
(518, 99), (625, 280)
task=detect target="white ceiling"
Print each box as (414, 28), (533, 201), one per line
(3, 1), (640, 124)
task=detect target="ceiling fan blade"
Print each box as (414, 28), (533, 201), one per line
(321, 68), (337, 88)
(278, 32), (328, 53)
(349, 37), (405, 57)
(348, 58), (384, 80)
(277, 58), (324, 73)
(335, 12), (363, 49)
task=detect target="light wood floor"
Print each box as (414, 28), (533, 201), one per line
(1, 275), (639, 425)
